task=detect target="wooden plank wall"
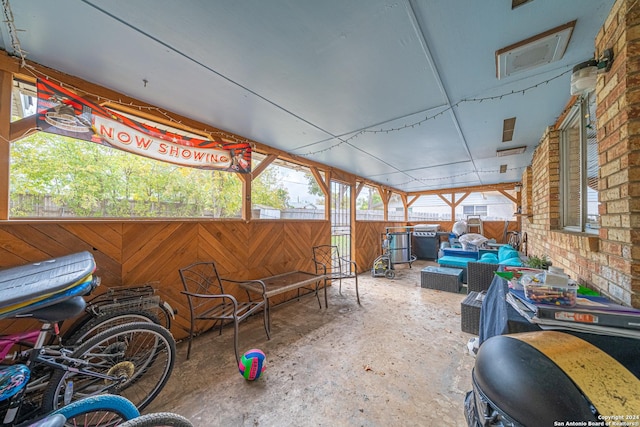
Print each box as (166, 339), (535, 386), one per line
(354, 221), (404, 271)
(0, 220), (330, 340)
(0, 219), (518, 340)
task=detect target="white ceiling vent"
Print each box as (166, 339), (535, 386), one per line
(496, 21), (575, 79)
(496, 146), (527, 157)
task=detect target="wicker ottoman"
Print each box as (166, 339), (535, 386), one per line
(420, 266), (463, 293)
(461, 291), (485, 335)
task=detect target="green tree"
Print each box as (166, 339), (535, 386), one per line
(253, 168), (288, 209)
(358, 187), (382, 210)
(10, 131), (289, 218)
(305, 172), (323, 197)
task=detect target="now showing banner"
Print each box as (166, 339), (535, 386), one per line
(36, 78), (251, 173)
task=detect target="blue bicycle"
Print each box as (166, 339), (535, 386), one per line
(1, 365), (193, 426)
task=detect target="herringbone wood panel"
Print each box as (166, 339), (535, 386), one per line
(0, 221), (338, 339)
(355, 221), (404, 272)
(0, 219), (518, 339)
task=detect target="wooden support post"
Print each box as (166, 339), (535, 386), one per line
(0, 70), (12, 220)
(400, 193), (408, 222)
(310, 167), (329, 220)
(350, 183), (357, 271)
(239, 173), (252, 221)
(376, 186), (392, 221)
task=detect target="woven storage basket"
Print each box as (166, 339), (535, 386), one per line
(461, 291), (484, 335)
(467, 262), (499, 292)
(421, 266), (462, 293)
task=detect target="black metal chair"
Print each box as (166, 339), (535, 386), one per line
(179, 261), (269, 364)
(312, 245), (360, 307)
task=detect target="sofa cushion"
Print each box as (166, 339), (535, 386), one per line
(498, 244), (515, 259)
(437, 256), (472, 269)
(442, 248), (479, 260)
(500, 257), (523, 266)
(479, 253), (499, 264)
(500, 249), (520, 261)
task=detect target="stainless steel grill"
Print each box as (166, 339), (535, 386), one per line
(412, 224), (440, 260)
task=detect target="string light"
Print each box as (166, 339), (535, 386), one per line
(296, 68), (573, 157)
(3, 9), (575, 189)
(15, 63), (567, 188)
(21, 65), (255, 147)
(1, 0), (26, 67)
(391, 166), (528, 188)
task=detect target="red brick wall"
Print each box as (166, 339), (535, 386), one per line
(522, 0), (640, 307)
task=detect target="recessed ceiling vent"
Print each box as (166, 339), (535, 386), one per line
(512, 0), (534, 9)
(496, 21), (575, 79)
(497, 146), (527, 157)
(502, 117), (516, 142)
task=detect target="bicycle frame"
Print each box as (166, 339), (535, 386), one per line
(0, 364), (142, 427)
(0, 318), (129, 425)
(0, 252), (176, 425)
(0, 331), (41, 361)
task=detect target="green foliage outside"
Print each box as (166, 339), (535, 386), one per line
(305, 172), (323, 197)
(358, 186), (382, 210)
(10, 132), (290, 218)
(304, 172), (385, 210)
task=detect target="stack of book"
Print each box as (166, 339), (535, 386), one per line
(507, 288), (640, 339)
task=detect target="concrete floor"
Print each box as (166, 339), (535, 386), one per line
(146, 260), (477, 426)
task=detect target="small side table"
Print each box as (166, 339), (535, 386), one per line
(420, 266), (463, 293)
(461, 291), (484, 335)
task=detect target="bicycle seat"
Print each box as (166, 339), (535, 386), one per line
(28, 295), (88, 323)
(0, 251), (97, 320)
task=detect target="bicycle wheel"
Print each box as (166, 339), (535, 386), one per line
(64, 310), (161, 345)
(118, 412), (194, 427)
(152, 302), (174, 331)
(51, 394), (140, 426)
(507, 231), (521, 251)
(43, 322), (176, 412)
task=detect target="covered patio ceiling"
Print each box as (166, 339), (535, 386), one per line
(0, 0), (614, 194)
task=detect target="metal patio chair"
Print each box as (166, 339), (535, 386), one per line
(312, 245), (360, 307)
(179, 261), (270, 364)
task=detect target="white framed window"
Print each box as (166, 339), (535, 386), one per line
(560, 93), (599, 233)
(462, 205), (487, 217)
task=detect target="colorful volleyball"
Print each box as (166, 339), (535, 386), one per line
(238, 349), (266, 381)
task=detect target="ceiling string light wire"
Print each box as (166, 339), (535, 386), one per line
(3, 2), (567, 189)
(19, 63), (256, 146)
(391, 165), (528, 187)
(296, 67), (573, 157)
(0, 126), (41, 144)
(20, 58), (572, 155)
(1, 0), (26, 67)
(17, 63), (563, 188)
